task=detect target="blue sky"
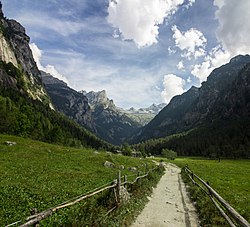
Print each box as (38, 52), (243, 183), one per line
(2, 0), (250, 108)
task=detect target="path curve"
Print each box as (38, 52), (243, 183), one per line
(131, 163), (198, 227)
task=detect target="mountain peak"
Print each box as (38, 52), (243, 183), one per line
(85, 90), (114, 109)
(229, 54), (250, 64)
(40, 71), (67, 86)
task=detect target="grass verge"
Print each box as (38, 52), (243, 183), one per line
(170, 157), (250, 226)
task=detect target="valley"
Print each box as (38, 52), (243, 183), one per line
(0, 1), (250, 226)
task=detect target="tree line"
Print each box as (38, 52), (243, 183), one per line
(0, 84), (115, 151)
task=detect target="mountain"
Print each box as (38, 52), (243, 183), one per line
(133, 55), (250, 141)
(0, 2), (113, 151)
(82, 90), (141, 145)
(40, 71), (140, 145)
(40, 71), (94, 131)
(0, 3), (50, 105)
(132, 55), (250, 157)
(120, 103), (166, 126)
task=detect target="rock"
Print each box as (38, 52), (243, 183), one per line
(119, 165), (125, 170)
(41, 71), (94, 131)
(4, 141), (16, 146)
(119, 186), (130, 203)
(104, 161), (115, 168)
(128, 167), (137, 172)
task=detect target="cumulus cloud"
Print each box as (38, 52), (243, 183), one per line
(172, 25), (207, 59)
(107, 0), (184, 47)
(215, 0), (250, 56)
(191, 45), (230, 83)
(191, 0), (250, 83)
(30, 43), (69, 83)
(161, 74), (186, 104)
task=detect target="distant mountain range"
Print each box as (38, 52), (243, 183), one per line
(0, 1), (249, 157)
(119, 103), (166, 126)
(41, 72), (165, 145)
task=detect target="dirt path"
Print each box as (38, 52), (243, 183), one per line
(131, 163), (198, 227)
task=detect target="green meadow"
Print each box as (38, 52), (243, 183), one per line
(0, 135), (158, 226)
(172, 157), (250, 224)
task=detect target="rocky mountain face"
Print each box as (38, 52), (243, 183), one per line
(82, 90), (141, 145)
(0, 2), (50, 104)
(133, 55), (250, 142)
(41, 75), (141, 145)
(41, 71), (94, 131)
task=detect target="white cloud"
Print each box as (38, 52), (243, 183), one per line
(177, 60), (185, 70)
(172, 25), (207, 59)
(17, 11), (86, 37)
(215, 0), (250, 56)
(213, 0), (225, 9)
(107, 0), (184, 47)
(191, 45), (230, 83)
(161, 74), (185, 104)
(191, 0), (250, 83)
(30, 43), (69, 84)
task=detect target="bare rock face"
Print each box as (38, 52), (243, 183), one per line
(0, 1), (51, 104)
(41, 71), (95, 131)
(6, 19), (41, 83)
(84, 90), (141, 145)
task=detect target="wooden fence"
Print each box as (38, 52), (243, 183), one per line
(6, 167), (159, 227)
(183, 166), (250, 227)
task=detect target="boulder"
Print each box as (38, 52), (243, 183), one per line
(4, 141), (17, 146)
(104, 161), (115, 168)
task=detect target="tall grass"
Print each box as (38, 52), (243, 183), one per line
(0, 135), (162, 226)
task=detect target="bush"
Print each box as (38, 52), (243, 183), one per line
(161, 148), (177, 160)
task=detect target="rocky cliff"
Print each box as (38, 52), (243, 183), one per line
(133, 55), (250, 142)
(0, 2), (50, 104)
(41, 71), (94, 131)
(42, 75), (140, 144)
(82, 90), (141, 145)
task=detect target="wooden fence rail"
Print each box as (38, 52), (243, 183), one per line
(183, 166), (250, 227)
(6, 167), (159, 227)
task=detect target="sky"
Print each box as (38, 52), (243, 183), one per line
(1, 0), (250, 108)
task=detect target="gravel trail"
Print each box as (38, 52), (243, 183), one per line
(131, 163), (198, 227)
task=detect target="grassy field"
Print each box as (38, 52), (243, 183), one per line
(170, 157), (250, 224)
(0, 135), (160, 226)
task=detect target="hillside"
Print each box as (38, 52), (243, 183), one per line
(0, 4), (50, 105)
(0, 134), (160, 226)
(41, 72), (141, 145)
(133, 55), (250, 141)
(132, 55), (250, 158)
(83, 90), (141, 145)
(41, 71), (94, 131)
(0, 3), (112, 151)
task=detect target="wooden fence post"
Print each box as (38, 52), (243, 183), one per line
(117, 171), (121, 205)
(124, 175), (127, 189)
(31, 208), (39, 227)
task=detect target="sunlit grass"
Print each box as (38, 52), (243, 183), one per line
(0, 135), (155, 225)
(170, 157), (250, 222)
